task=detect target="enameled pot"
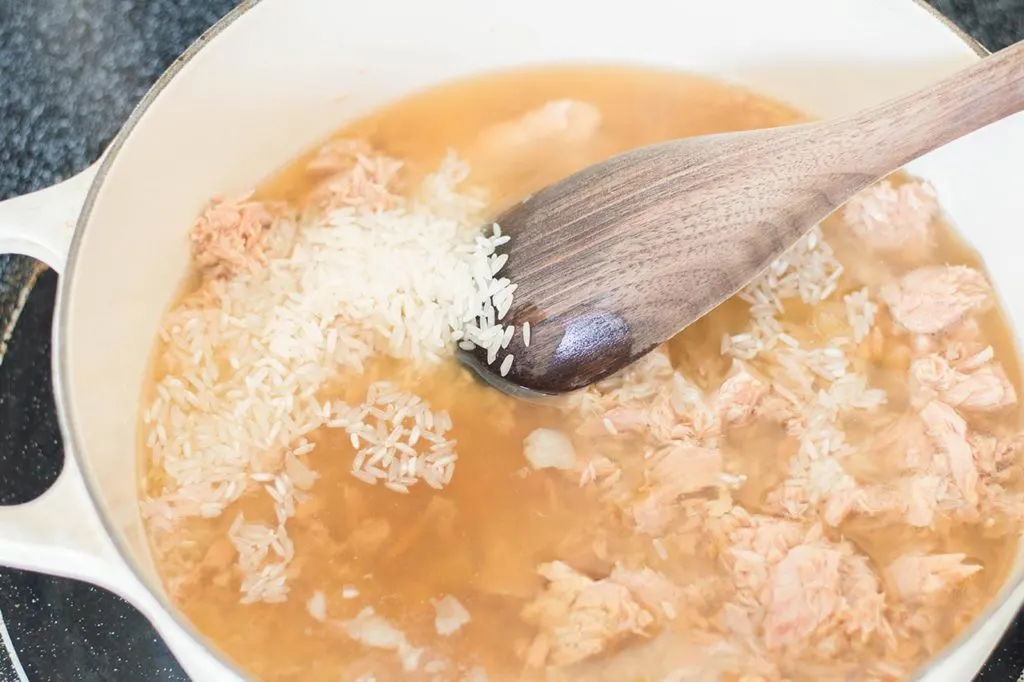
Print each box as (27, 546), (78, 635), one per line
(1, 0), (1022, 679)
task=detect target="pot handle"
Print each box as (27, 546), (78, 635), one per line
(0, 170), (238, 681)
(0, 165), (98, 274)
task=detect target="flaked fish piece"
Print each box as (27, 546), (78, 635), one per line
(881, 265), (991, 335)
(839, 553), (891, 644)
(872, 414), (934, 471)
(842, 179), (937, 257)
(523, 428), (576, 470)
(762, 543), (844, 650)
(475, 100), (602, 157)
(717, 508), (807, 566)
(762, 536), (890, 654)
(574, 349), (720, 447)
(911, 352), (1016, 412)
(979, 481), (1024, 522)
(764, 545), (890, 653)
(920, 400), (978, 505)
(189, 194), (278, 279)
(432, 594), (471, 636)
(715, 512), (891, 659)
(823, 475), (947, 528)
(608, 565), (682, 621)
(521, 561), (658, 668)
(885, 553), (982, 601)
(342, 606), (424, 672)
(940, 317), (989, 360)
(714, 362), (768, 426)
(630, 445), (724, 535)
(305, 139), (403, 211)
(972, 431), (1024, 481)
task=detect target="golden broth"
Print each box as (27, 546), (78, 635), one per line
(141, 65), (1024, 682)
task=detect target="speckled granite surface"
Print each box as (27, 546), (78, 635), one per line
(1, 0), (1024, 680)
(0, 0), (240, 356)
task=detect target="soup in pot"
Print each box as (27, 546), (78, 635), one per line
(138, 65), (1024, 681)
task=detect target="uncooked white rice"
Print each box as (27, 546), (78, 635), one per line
(142, 149), (522, 604)
(228, 513), (294, 604)
(722, 226), (844, 361)
(844, 286), (878, 343)
(712, 224), (889, 523)
(327, 381), (456, 490)
(456, 221), (520, 372)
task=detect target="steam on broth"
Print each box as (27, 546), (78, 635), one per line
(139, 65), (1024, 682)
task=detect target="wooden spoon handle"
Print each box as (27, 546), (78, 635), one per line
(477, 40), (1024, 396)
(833, 40), (1024, 171)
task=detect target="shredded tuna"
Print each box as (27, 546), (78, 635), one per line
(631, 445), (724, 534)
(825, 474), (948, 529)
(885, 553), (982, 601)
(715, 362), (767, 426)
(872, 414), (934, 471)
(979, 482), (1024, 522)
(342, 607), (424, 672)
(608, 565), (683, 621)
(842, 180), (937, 256)
(714, 509), (806, 596)
(910, 351), (1016, 412)
(521, 561), (658, 667)
(714, 513), (892, 660)
(881, 265), (991, 335)
(475, 100), (602, 156)
(762, 543), (843, 650)
(523, 429), (577, 470)
(973, 432), (1024, 482)
(571, 350), (721, 447)
(306, 139), (403, 212)
(920, 400), (978, 505)
(432, 594), (471, 636)
(189, 195), (278, 279)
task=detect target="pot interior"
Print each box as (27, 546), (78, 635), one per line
(58, 0), (1024, 677)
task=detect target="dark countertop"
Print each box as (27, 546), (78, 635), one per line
(1, 0), (1024, 680)
(0, 0), (239, 349)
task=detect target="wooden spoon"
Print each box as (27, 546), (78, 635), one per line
(460, 40), (1024, 398)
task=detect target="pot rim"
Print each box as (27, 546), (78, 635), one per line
(52, 0), (998, 679)
(56, 3), (265, 677)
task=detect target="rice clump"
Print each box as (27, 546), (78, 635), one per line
(142, 142), (520, 603)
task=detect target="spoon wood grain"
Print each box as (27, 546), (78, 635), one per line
(461, 39), (1024, 397)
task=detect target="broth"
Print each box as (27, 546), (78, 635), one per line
(140, 65), (1024, 681)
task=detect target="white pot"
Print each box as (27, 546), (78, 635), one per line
(1, 0), (1023, 679)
